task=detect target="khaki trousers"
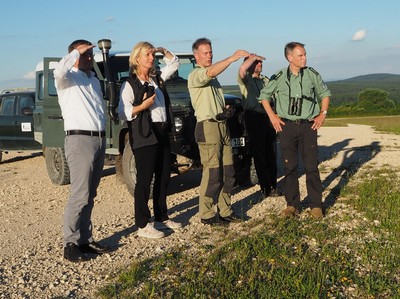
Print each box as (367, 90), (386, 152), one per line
(195, 121), (235, 219)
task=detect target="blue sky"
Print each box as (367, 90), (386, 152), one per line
(1, 0), (399, 90)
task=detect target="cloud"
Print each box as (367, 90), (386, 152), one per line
(105, 16), (115, 22)
(352, 29), (367, 41)
(24, 71), (36, 80)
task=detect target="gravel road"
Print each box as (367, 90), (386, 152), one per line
(1, 124), (399, 298)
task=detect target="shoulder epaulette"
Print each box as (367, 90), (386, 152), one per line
(269, 71), (283, 81)
(307, 67), (319, 76)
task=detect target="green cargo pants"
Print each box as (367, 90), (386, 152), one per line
(195, 120), (235, 220)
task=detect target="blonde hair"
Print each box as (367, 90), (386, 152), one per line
(129, 41), (156, 76)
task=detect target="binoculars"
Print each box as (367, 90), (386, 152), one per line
(288, 97), (303, 116)
(216, 105), (236, 121)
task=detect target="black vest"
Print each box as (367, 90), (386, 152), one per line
(126, 73), (175, 150)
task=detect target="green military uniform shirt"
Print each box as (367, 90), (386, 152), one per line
(237, 72), (269, 114)
(188, 66), (225, 122)
(258, 66), (331, 120)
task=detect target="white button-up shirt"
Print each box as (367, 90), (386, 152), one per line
(54, 49), (106, 131)
(118, 53), (179, 122)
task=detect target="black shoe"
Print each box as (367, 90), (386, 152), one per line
(64, 243), (89, 262)
(219, 212), (243, 223)
(269, 188), (283, 197)
(79, 241), (111, 254)
(260, 189), (270, 199)
(200, 215), (228, 226)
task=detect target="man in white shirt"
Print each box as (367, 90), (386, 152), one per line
(54, 39), (110, 262)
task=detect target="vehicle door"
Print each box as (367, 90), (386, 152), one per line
(14, 93), (41, 149)
(0, 93), (40, 150)
(0, 94), (17, 149)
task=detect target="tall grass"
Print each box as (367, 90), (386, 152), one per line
(97, 166), (400, 299)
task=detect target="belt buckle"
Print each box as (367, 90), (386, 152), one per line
(295, 119), (301, 124)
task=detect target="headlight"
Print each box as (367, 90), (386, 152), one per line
(174, 116), (183, 132)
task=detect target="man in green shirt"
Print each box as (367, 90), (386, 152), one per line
(259, 42), (331, 219)
(188, 37), (250, 225)
(238, 54), (282, 199)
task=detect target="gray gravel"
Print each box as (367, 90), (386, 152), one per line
(1, 124), (399, 298)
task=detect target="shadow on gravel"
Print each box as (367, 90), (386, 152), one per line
(167, 169), (202, 195)
(320, 140), (381, 210)
(99, 225), (138, 252)
(0, 151), (42, 164)
(275, 138), (381, 212)
(102, 166), (116, 177)
(104, 169), (262, 245)
(167, 169), (261, 221)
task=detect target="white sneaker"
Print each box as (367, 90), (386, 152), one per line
(137, 223), (165, 239)
(154, 219), (183, 230)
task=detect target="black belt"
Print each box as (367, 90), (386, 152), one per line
(245, 110), (265, 116)
(281, 118), (310, 124)
(66, 130), (105, 137)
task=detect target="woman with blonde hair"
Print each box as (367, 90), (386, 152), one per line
(118, 41), (181, 238)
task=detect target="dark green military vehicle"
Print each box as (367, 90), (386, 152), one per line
(0, 89), (42, 162)
(33, 39), (256, 195)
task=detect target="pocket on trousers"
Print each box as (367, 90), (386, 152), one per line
(195, 122), (205, 143)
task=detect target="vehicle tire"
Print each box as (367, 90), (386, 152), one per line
(44, 147), (70, 185)
(249, 157), (258, 185)
(122, 142), (155, 198)
(122, 142), (137, 197)
(0, 150), (2, 162)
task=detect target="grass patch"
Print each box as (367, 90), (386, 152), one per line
(97, 168), (400, 299)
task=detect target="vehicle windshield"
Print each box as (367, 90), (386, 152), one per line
(42, 54), (196, 98)
(105, 54), (196, 85)
(156, 56), (195, 84)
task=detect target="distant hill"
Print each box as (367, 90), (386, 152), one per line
(329, 73), (400, 83)
(223, 73), (400, 106)
(327, 73), (400, 105)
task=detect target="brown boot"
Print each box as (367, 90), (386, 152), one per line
(310, 208), (323, 220)
(281, 206), (299, 218)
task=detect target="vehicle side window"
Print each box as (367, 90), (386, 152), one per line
(0, 96), (15, 116)
(37, 72), (44, 101)
(17, 95), (35, 115)
(48, 70), (57, 96)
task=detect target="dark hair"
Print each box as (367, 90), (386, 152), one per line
(284, 42), (305, 59)
(68, 39), (92, 53)
(192, 38), (211, 53)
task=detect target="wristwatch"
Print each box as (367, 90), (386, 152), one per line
(320, 110), (328, 115)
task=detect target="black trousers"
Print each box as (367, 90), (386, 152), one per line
(278, 121), (323, 210)
(245, 111), (278, 194)
(132, 123), (171, 228)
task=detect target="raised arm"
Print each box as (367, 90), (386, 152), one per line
(206, 49), (251, 78)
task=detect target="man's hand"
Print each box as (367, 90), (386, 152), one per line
(311, 113), (326, 130)
(269, 113), (285, 132)
(76, 44), (95, 55)
(229, 50), (251, 63)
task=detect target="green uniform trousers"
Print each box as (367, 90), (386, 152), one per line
(195, 120), (235, 219)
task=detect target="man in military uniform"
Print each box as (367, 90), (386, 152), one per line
(188, 37), (250, 225)
(238, 54), (282, 199)
(259, 42), (331, 219)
